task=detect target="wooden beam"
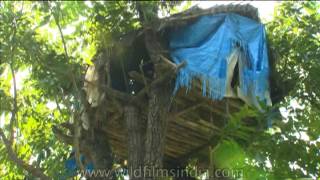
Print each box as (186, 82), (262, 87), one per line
(128, 71), (151, 84)
(176, 136), (220, 165)
(105, 86), (132, 102)
(172, 102), (204, 118)
(160, 55), (177, 69)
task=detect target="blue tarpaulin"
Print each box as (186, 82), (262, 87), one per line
(62, 151), (94, 179)
(169, 13), (270, 104)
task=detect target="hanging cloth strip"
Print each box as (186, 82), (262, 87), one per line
(169, 13), (271, 107)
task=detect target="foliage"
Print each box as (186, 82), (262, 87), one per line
(209, 2), (320, 179)
(0, 1), (183, 179)
(262, 2), (320, 178)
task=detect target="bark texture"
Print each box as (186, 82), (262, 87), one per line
(86, 128), (114, 179)
(144, 85), (172, 170)
(125, 105), (146, 180)
(143, 29), (174, 179)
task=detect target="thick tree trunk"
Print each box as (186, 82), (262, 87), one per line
(125, 81), (172, 180)
(144, 84), (172, 170)
(143, 29), (174, 179)
(125, 105), (146, 180)
(83, 101), (114, 179)
(86, 128), (114, 179)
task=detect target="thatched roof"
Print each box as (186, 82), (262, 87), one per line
(104, 3), (262, 167)
(156, 3), (259, 31)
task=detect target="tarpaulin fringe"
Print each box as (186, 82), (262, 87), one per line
(169, 13), (271, 107)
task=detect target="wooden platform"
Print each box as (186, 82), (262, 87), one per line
(104, 83), (244, 166)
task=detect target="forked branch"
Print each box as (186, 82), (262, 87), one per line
(0, 129), (51, 180)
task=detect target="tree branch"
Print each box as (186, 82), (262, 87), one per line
(8, 64), (18, 145)
(52, 125), (73, 145)
(139, 62), (150, 94)
(1, 9), (49, 179)
(54, 95), (64, 115)
(128, 71), (152, 84)
(0, 129), (51, 180)
(159, 55), (177, 69)
(50, 4), (85, 171)
(132, 60), (186, 103)
(8, 12), (18, 145)
(53, 13), (68, 58)
(60, 122), (74, 132)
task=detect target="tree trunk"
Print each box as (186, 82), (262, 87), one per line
(125, 105), (146, 180)
(84, 102), (113, 179)
(144, 84), (172, 169)
(86, 128), (114, 179)
(142, 29), (174, 179)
